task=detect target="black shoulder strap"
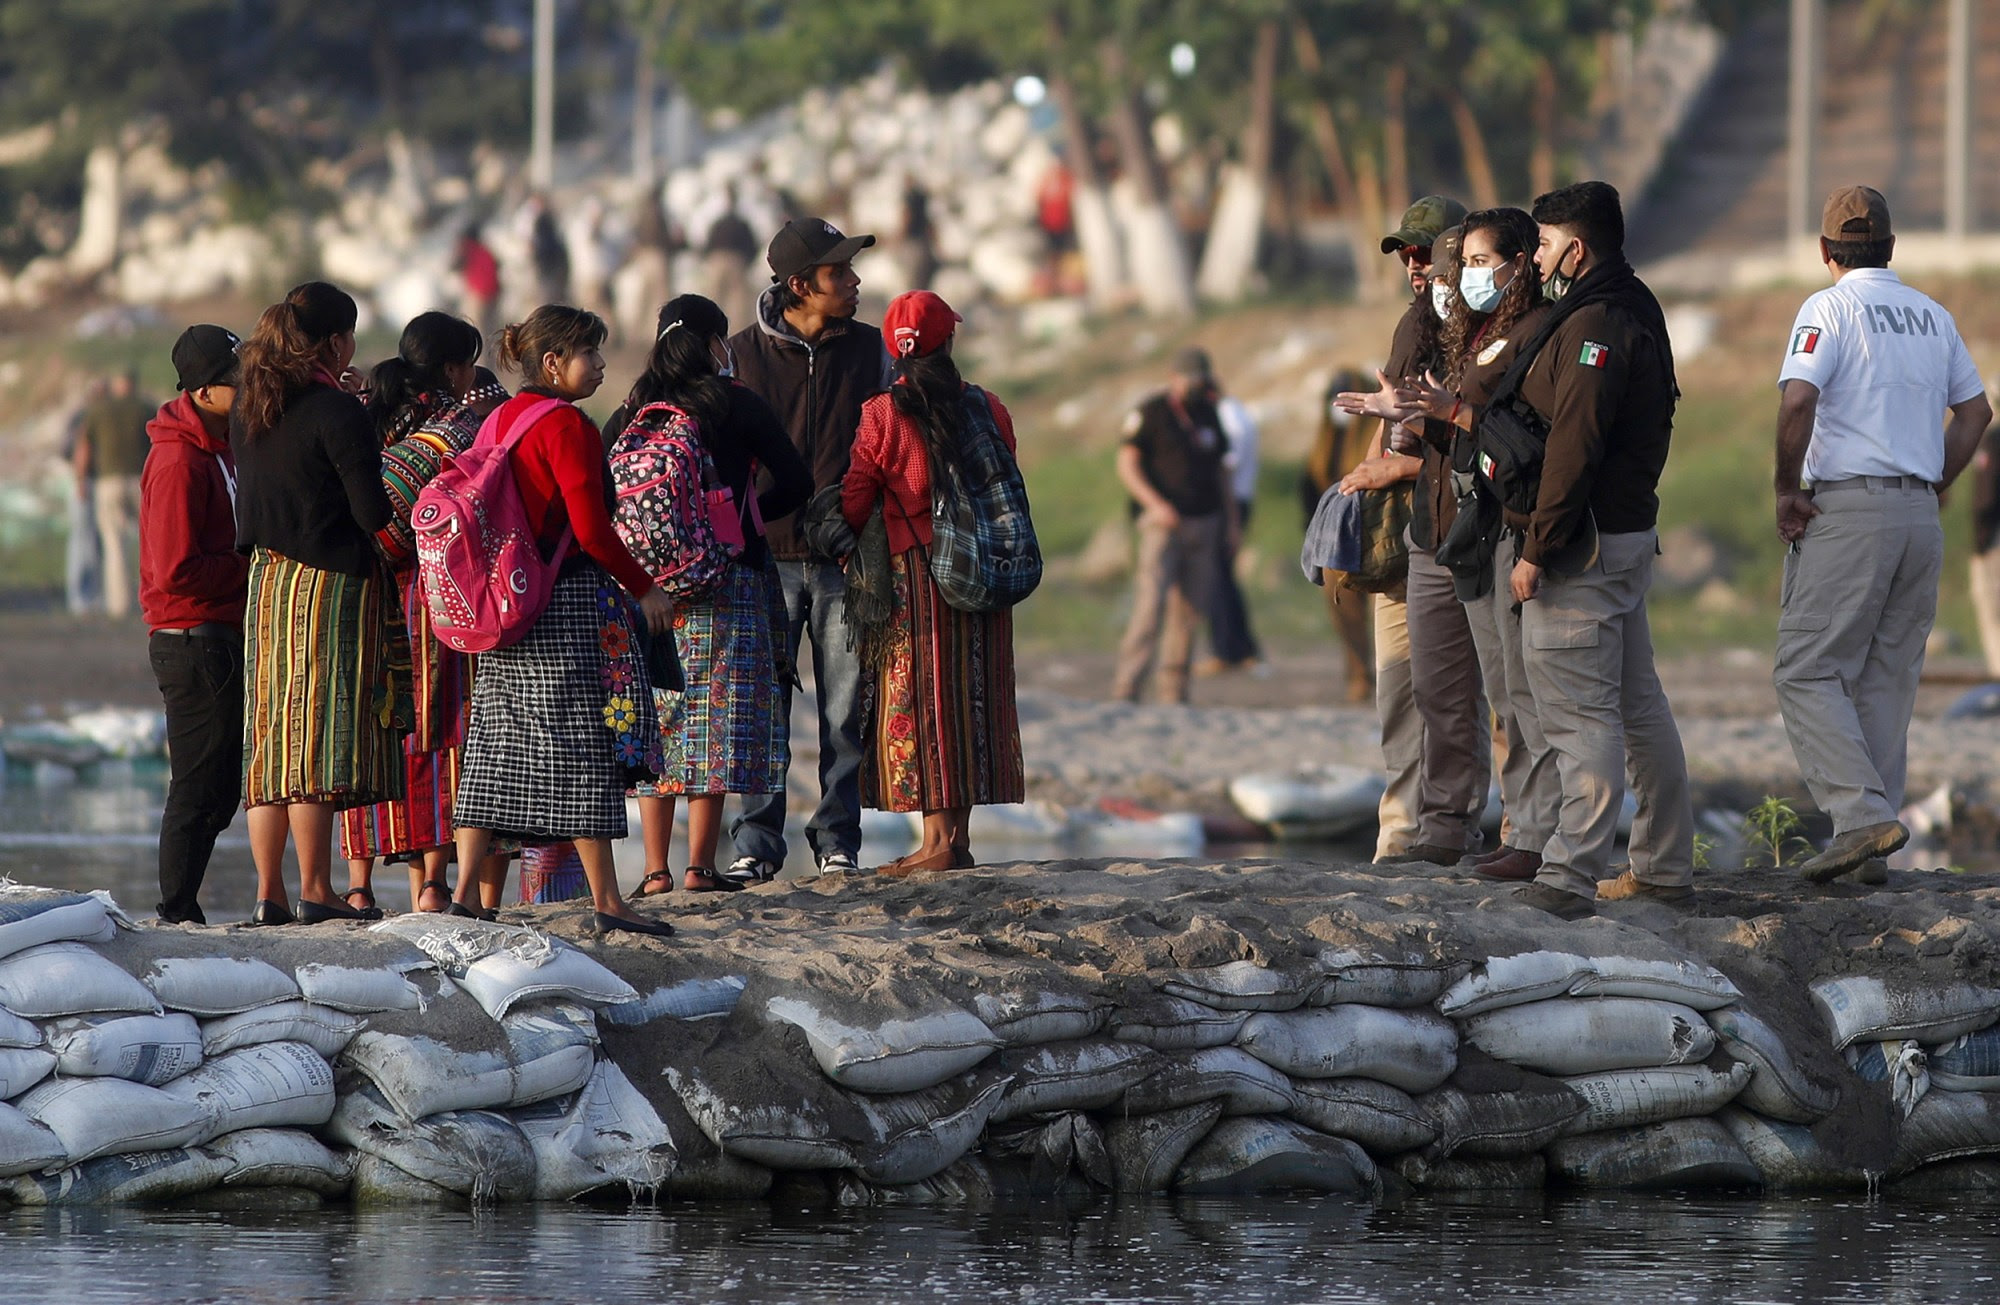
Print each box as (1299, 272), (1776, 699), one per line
(1484, 306), (1572, 415)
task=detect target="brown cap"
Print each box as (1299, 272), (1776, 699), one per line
(1821, 185), (1892, 242)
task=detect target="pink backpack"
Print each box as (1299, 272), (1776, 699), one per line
(413, 397), (570, 653)
(608, 402), (741, 601)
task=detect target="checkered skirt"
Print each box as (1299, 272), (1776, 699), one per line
(452, 563), (661, 842)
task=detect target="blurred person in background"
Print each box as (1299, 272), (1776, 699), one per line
(701, 182), (760, 334)
(1967, 381), (2000, 677)
(454, 222), (502, 339)
(1197, 371), (1264, 675)
(1302, 367), (1376, 704)
(76, 368), (154, 617)
(62, 380), (105, 615)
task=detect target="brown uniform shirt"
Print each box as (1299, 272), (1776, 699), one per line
(1413, 304), (1552, 550)
(1516, 299), (1676, 566)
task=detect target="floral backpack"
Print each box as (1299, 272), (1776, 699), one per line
(608, 401), (740, 601)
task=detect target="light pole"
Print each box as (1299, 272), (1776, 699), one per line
(1786, 0), (1823, 241)
(531, 0), (555, 191)
(1945, 0), (1973, 237)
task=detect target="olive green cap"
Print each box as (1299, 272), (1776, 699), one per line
(1381, 195), (1469, 255)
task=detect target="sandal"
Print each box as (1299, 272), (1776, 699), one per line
(416, 879), (452, 913)
(633, 869), (676, 898)
(447, 901), (498, 922)
(683, 866), (745, 893)
(342, 887), (384, 920)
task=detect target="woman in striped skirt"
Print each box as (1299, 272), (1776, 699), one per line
(602, 294), (810, 894)
(446, 305), (677, 937)
(840, 290), (1025, 874)
(338, 314), (510, 915)
(231, 281), (405, 925)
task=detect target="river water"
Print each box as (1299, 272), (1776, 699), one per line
(5, 772), (2000, 1302)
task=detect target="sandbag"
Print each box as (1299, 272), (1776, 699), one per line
(1236, 1005), (1458, 1091)
(1926, 1027), (2000, 1092)
(834, 1157), (996, 1207)
(323, 1085), (537, 1201)
(1890, 1089), (2000, 1174)
(1891, 1158), (2000, 1193)
(350, 1153), (466, 1206)
(0, 886), (116, 962)
(0, 1045), (56, 1096)
(1436, 951), (1593, 1018)
(161, 1041), (336, 1145)
(341, 1030), (515, 1120)
(1395, 1153), (1546, 1191)
(1311, 949), (1460, 1009)
(0, 1006), (41, 1047)
(0, 941), (160, 1018)
(1174, 1116), (1380, 1197)
(601, 976), (747, 1026)
(0, 1100), (65, 1176)
(1108, 995), (1248, 1052)
(1286, 1077), (1437, 1154)
(294, 962), (428, 1014)
(207, 1127), (353, 1195)
(370, 916), (638, 1019)
(1706, 1006), (1840, 1123)
(4, 1147), (231, 1206)
(764, 996), (999, 1094)
(15, 1076), (214, 1163)
(1560, 1061), (1753, 1135)
(1121, 1046), (1298, 1116)
(1568, 958), (1742, 1011)
(983, 1110), (1111, 1188)
(1545, 1117), (1761, 1190)
(143, 956), (299, 1016)
(1162, 961), (1314, 1013)
(1715, 1107), (1867, 1190)
(501, 1002), (598, 1108)
(1105, 1101), (1224, 1192)
(847, 1076), (1010, 1185)
(513, 1059), (675, 1200)
(667, 1051), (867, 1171)
(1418, 1054), (1585, 1158)
(1460, 997), (1713, 1075)
(1810, 976), (2000, 1050)
(647, 1086), (774, 1201)
(989, 1039), (1161, 1123)
(47, 1012), (203, 1085)
(1843, 1040), (1929, 1117)
(971, 990), (1107, 1047)
(201, 1001), (364, 1059)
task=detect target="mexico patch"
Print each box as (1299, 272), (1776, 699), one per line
(1478, 450), (1497, 480)
(1578, 340), (1610, 368)
(1791, 325), (1822, 355)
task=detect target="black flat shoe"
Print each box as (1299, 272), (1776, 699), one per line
(447, 901), (498, 922)
(298, 898), (374, 925)
(250, 900), (295, 927)
(596, 911), (675, 938)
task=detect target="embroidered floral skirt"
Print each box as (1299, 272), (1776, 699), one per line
(861, 549), (1024, 814)
(453, 562), (661, 842)
(632, 560), (788, 798)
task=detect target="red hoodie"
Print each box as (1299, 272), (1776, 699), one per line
(140, 393), (249, 629)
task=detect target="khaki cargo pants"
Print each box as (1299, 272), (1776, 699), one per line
(1521, 529), (1695, 896)
(1463, 530), (1561, 855)
(1112, 514), (1226, 704)
(1373, 592), (1422, 858)
(1404, 543), (1490, 853)
(1774, 478), (1941, 833)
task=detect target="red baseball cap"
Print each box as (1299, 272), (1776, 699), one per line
(882, 290), (961, 360)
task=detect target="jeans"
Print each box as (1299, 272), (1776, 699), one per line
(730, 559), (864, 865)
(149, 629), (244, 922)
(1206, 499), (1261, 664)
(66, 488), (101, 615)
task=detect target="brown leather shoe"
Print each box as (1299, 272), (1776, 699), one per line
(1800, 821), (1909, 884)
(1595, 869), (1693, 904)
(1469, 844), (1520, 868)
(1474, 849), (1543, 881)
(877, 846), (955, 878)
(1376, 843), (1465, 868)
(1512, 882), (1594, 919)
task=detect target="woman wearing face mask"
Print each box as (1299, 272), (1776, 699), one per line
(602, 294), (811, 894)
(1393, 206), (1558, 884)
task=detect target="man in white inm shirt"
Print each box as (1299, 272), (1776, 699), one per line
(1772, 185), (1991, 883)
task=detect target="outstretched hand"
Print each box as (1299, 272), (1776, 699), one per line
(1334, 368), (1426, 424)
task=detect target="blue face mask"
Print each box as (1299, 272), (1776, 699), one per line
(1460, 266), (1503, 314)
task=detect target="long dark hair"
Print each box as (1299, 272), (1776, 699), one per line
(610, 295), (733, 446)
(236, 281), (358, 438)
(890, 350), (966, 485)
(367, 311), (483, 445)
(1445, 207), (1542, 388)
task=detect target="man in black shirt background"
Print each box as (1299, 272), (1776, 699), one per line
(1111, 348), (1238, 703)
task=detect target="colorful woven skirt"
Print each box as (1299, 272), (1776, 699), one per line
(518, 841), (589, 903)
(453, 563), (661, 842)
(861, 549), (1024, 813)
(633, 560), (788, 798)
(242, 548), (406, 810)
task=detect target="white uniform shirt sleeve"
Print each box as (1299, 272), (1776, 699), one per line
(1777, 293), (1840, 391)
(1217, 397), (1259, 503)
(1945, 323), (1985, 406)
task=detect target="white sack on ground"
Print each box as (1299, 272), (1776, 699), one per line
(1120, 1046), (1298, 1117)
(1810, 976), (2000, 1050)
(988, 1039), (1161, 1122)
(0, 1045), (57, 1096)
(0, 1100), (66, 1176)
(1173, 1117), (1380, 1196)
(0, 942), (160, 1017)
(1109, 996), (1249, 1051)
(1569, 958), (1741, 1010)
(0, 1007), (41, 1047)
(0, 886), (116, 961)
(370, 916), (637, 1019)
(1437, 952), (1595, 1018)
(1311, 950), (1461, 1010)
(1558, 1062), (1753, 1135)
(601, 976), (746, 1026)
(1890, 1089), (2000, 1174)
(971, 990), (1108, 1047)
(1460, 997), (1715, 1075)
(1105, 1101), (1224, 1193)
(322, 1085), (536, 1202)
(201, 1001), (364, 1059)
(340, 1031), (515, 1120)
(206, 1127), (353, 1194)
(14, 1075), (215, 1163)
(3, 1147), (231, 1206)
(1705, 1006), (1840, 1123)
(1285, 1077), (1437, 1154)
(512, 1059), (675, 1200)
(142, 956), (299, 1016)
(763, 996), (999, 1094)
(1162, 961), (1315, 1013)
(160, 1041), (336, 1145)
(294, 962), (429, 1014)
(1716, 1106), (1867, 1190)
(1236, 1006), (1458, 1092)
(46, 1012), (203, 1084)
(1544, 1117), (1761, 1189)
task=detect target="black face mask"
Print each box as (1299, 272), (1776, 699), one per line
(1541, 241), (1582, 304)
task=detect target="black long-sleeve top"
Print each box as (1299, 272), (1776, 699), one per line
(232, 383), (393, 577)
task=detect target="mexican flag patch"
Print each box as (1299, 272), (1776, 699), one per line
(1479, 450), (1497, 480)
(1791, 325), (1822, 355)
(1578, 340), (1610, 368)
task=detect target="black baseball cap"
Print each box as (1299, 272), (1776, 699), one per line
(171, 324), (242, 391)
(766, 217), (875, 284)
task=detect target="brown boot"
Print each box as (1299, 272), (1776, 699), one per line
(1474, 849), (1543, 882)
(876, 845), (955, 878)
(1595, 869), (1693, 904)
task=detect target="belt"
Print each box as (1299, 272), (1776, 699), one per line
(1809, 474), (1935, 493)
(151, 622), (237, 639)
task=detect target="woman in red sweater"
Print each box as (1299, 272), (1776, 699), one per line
(447, 305), (676, 937)
(841, 291), (1025, 873)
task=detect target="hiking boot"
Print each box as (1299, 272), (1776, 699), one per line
(1376, 843), (1465, 868)
(1511, 882), (1595, 920)
(1799, 821), (1908, 884)
(1474, 849), (1543, 881)
(1595, 869), (1693, 904)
